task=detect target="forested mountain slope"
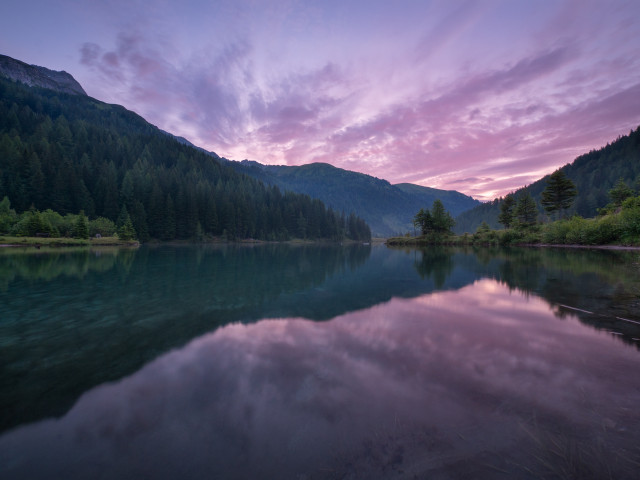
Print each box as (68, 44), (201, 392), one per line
(455, 126), (640, 234)
(224, 160), (480, 237)
(0, 70), (370, 241)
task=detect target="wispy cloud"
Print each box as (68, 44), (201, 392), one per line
(68, 0), (640, 200)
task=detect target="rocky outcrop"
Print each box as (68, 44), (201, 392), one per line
(0, 54), (86, 96)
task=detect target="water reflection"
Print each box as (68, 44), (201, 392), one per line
(2, 244), (640, 443)
(413, 247), (454, 288)
(0, 244), (373, 432)
(1, 280), (638, 479)
(0, 246), (137, 290)
(409, 246), (640, 346)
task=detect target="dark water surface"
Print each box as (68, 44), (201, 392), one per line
(1, 244), (639, 479)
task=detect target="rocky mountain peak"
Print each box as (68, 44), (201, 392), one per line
(0, 54), (86, 96)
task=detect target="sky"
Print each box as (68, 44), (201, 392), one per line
(1, 0), (640, 200)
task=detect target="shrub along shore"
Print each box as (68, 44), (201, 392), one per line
(388, 194), (640, 248)
(0, 235), (138, 247)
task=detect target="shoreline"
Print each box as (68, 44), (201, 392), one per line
(529, 243), (640, 251)
(2, 235), (637, 250)
(386, 238), (640, 250)
(0, 237), (376, 248)
(0, 237), (140, 248)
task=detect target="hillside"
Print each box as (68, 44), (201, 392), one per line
(0, 57), (370, 242)
(455, 126), (640, 234)
(224, 160), (480, 237)
(0, 53), (480, 240)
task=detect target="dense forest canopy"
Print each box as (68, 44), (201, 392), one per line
(0, 76), (371, 241)
(224, 160), (480, 237)
(454, 126), (640, 234)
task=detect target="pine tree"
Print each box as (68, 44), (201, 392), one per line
(162, 195), (176, 240)
(72, 210), (90, 239)
(297, 212), (308, 239)
(413, 208), (433, 235)
(515, 193), (538, 227)
(27, 152), (45, 209)
(130, 200), (149, 242)
(117, 206), (137, 240)
(609, 178), (634, 206)
(541, 170), (577, 219)
(0, 196), (17, 233)
(430, 199), (455, 233)
(203, 196), (219, 235)
(498, 193), (515, 228)
(476, 221), (491, 234)
(117, 205), (130, 229)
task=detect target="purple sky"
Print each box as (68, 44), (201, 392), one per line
(2, 0), (640, 200)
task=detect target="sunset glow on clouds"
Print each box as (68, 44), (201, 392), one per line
(2, 0), (640, 200)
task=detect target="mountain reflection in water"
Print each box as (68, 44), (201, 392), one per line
(1, 245), (640, 479)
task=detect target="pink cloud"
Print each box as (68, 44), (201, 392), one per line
(308, 45), (636, 199)
(72, 1), (640, 201)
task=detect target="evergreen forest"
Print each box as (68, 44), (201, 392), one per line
(0, 76), (371, 242)
(223, 160), (480, 237)
(454, 126), (640, 233)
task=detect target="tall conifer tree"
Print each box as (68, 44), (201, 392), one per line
(498, 193), (515, 228)
(515, 193), (538, 226)
(541, 170), (577, 219)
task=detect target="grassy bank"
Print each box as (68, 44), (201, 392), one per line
(0, 236), (139, 247)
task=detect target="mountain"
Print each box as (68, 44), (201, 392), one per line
(222, 159), (481, 237)
(0, 54), (86, 96)
(454, 126), (640, 233)
(0, 56), (370, 242)
(0, 53), (477, 239)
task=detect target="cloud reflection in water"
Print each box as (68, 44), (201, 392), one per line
(1, 279), (639, 479)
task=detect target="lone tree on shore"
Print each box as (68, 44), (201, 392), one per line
(541, 170), (577, 219)
(431, 199), (455, 233)
(413, 199), (454, 235)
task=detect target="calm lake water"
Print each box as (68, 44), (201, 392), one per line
(1, 244), (639, 479)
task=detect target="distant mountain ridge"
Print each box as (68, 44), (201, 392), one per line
(0, 54), (86, 96)
(222, 159), (481, 237)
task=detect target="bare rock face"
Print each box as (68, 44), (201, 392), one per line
(0, 54), (87, 96)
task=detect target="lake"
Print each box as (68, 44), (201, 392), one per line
(1, 244), (639, 479)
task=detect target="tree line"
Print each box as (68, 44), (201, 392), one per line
(454, 125), (640, 233)
(0, 76), (371, 242)
(467, 172), (640, 246)
(496, 169), (578, 229)
(393, 169), (640, 247)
